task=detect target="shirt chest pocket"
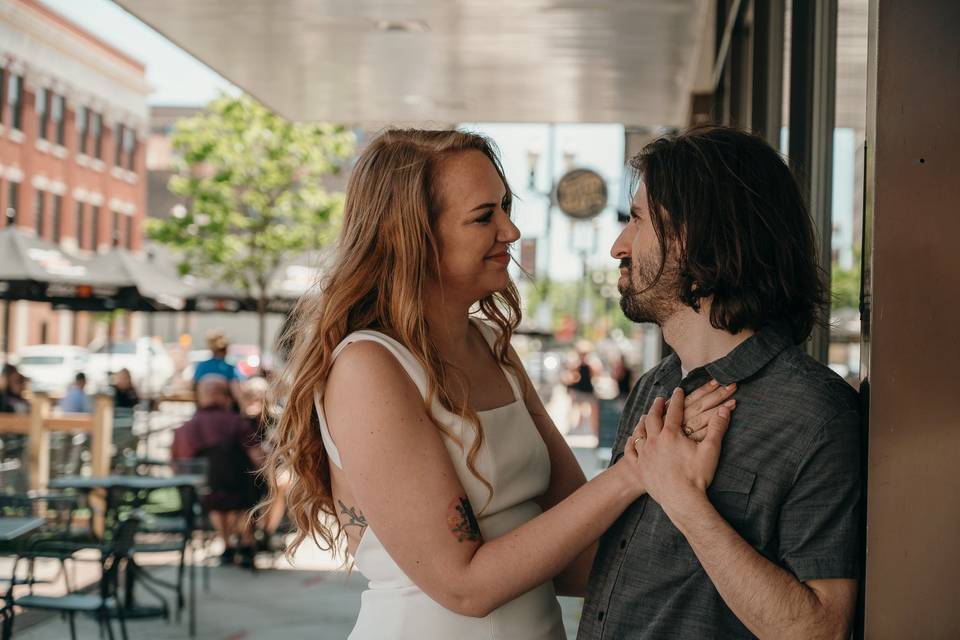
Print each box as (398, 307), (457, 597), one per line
(707, 464), (757, 534)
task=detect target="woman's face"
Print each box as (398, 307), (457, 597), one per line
(431, 150), (520, 301)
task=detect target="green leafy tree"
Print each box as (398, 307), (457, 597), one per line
(148, 95), (355, 358)
(831, 247), (863, 311)
(523, 270), (634, 339)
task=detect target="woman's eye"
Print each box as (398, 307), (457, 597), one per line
(475, 210), (494, 223)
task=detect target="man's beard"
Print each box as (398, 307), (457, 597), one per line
(618, 256), (682, 325)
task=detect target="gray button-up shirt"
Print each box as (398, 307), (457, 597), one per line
(578, 323), (862, 639)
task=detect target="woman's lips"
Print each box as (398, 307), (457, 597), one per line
(486, 253), (510, 264)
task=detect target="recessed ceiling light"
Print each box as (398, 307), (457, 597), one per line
(371, 19), (430, 33)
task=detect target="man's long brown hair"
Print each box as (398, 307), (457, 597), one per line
(258, 129), (523, 559)
(632, 125), (828, 344)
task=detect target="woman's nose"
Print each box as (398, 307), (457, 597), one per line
(500, 216), (521, 243)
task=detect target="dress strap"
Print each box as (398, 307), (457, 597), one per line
(315, 331), (429, 469)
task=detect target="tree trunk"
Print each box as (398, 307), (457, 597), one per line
(257, 295), (268, 375)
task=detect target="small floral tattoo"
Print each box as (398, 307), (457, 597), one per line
(338, 500), (368, 532)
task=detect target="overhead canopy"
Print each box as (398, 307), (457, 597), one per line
(113, 0), (713, 126)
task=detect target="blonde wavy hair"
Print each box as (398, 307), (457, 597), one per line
(259, 129), (524, 558)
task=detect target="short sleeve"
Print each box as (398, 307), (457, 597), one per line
(778, 408), (862, 581)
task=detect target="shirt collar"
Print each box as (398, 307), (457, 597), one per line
(654, 322), (794, 390)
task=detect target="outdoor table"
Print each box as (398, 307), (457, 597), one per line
(0, 517), (45, 542)
(47, 474), (205, 628)
(48, 474), (205, 493)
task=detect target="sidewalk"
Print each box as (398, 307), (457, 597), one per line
(7, 540), (587, 639)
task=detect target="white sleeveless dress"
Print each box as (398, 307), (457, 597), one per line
(315, 322), (567, 639)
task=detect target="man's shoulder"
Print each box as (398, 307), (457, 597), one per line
(773, 345), (859, 412)
(749, 345), (861, 445)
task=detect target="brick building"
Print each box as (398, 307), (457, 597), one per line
(0, 0), (149, 349)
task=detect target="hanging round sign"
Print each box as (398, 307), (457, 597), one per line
(555, 168), (608, 220)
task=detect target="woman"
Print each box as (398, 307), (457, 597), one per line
(260, 129), (735, 638)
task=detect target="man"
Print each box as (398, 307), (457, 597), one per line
(59, 372), (92, 414)
(172, 374), (265, 567)
(193, 330), (244, 409)
(578, 126), (861, 639)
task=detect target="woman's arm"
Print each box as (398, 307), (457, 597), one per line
(324, 341), (650, 618)
(506, 349), (595, 596)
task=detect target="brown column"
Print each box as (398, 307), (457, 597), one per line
(861, 0), (960, 636)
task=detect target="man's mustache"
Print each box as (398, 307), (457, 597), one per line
(619, 258), (632, 271)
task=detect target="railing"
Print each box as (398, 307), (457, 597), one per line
(0, 393), (114, 491)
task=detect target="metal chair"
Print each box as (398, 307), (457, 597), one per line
(0, 493), (95, 594)
(2, 515), (141, 640)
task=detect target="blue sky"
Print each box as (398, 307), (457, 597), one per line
(40, 0), (237, 105)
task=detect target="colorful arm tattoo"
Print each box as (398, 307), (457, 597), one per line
(448, 496), (482, 543)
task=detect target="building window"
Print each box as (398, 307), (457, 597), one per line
(34, 189), (45, 237)
(112, 209), (120, 247)
(91, 205), (100, 250)
(91, 112), (103, 160)
(0, 64), (5, 126)
(52, 94), (65, 145)
(125, 214), (134, 250)
(75, 201), (85, 247)
(52, 194), (62, 243)
(114, 122), (124, 166)
(124, 128), (136, 172)
(6, 181), (19, 226)
(77, 106), (88, 154)
(37, 87), (49, 140)
(7, 73), (23, 131)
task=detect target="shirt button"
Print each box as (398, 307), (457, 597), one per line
(619, 539), (627, 550)
(598, 610), (605, 621)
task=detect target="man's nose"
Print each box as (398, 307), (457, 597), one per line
(611, 228), (630, 260)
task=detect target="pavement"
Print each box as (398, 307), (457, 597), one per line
(5, 521), (591, 640)
(4, 385), (605, 639)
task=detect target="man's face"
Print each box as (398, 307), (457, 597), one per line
(610, 183), (683, 325)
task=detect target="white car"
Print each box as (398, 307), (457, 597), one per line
(85, 338), (176, 395)
(13, 345), (90, 396)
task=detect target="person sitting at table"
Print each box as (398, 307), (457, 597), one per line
(171, 374), (265, 568)
(59, 372), (92, 414)
(1, 364), (30, 414)
(111, 368), (140, 409)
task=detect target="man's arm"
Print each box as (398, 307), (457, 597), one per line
(635, 391), (857, 640)
(668, 491), (855, 640)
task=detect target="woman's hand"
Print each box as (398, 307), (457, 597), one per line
(631, 390), (731, 507)
(665, 379), (737, 443)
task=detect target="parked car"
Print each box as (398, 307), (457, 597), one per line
(85, 338), (176, 395)
(13, 345), (90, 396)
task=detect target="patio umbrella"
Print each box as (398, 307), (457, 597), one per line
(0, 228), (129, 357)
(86, 250), (192, 312)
